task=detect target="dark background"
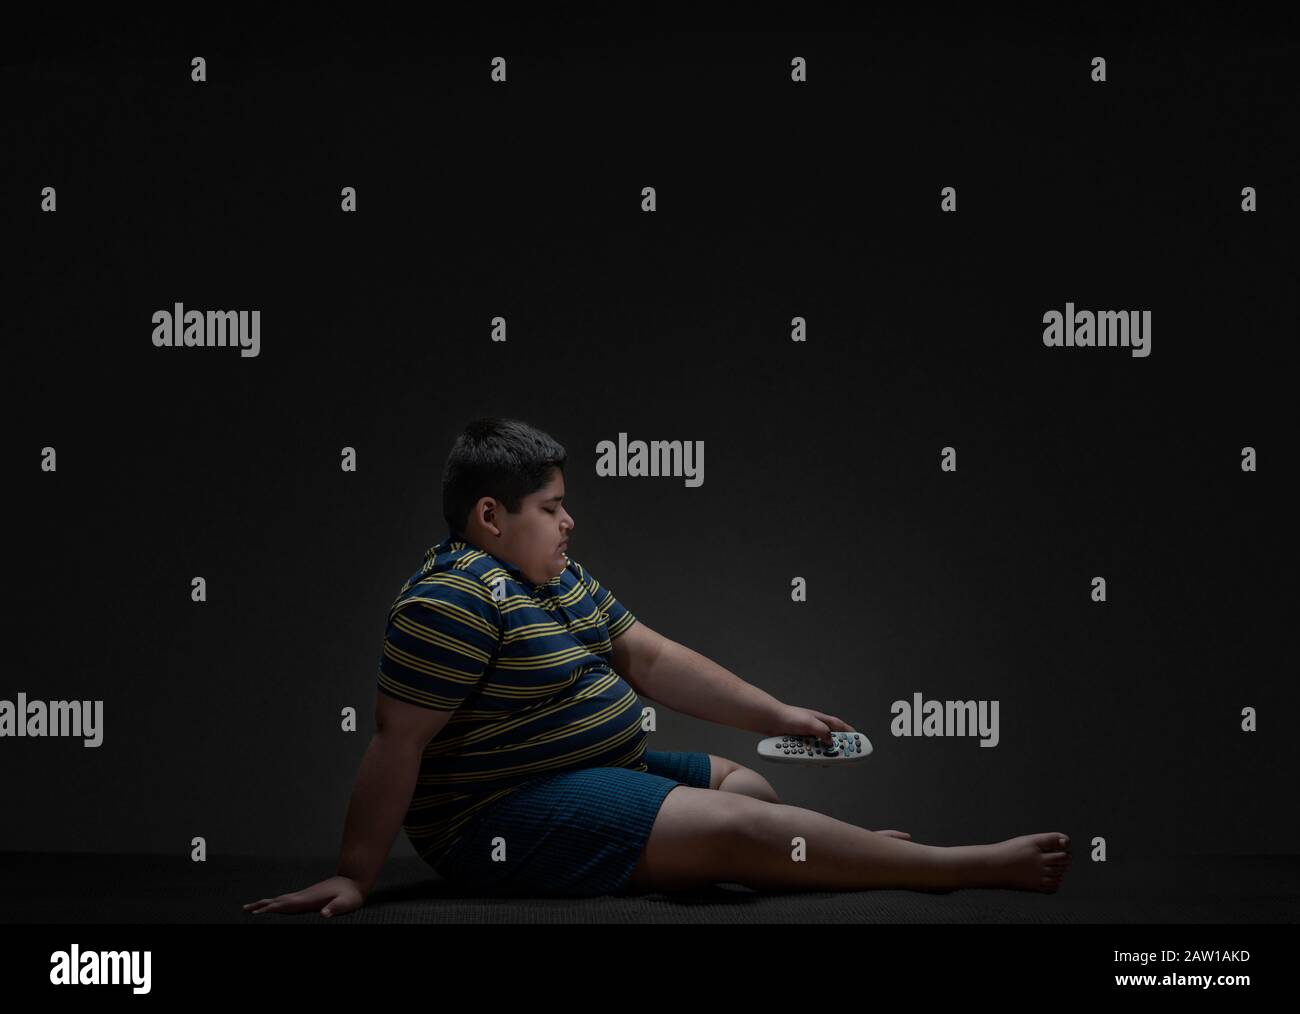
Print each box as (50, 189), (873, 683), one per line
(4, 6), (1295, 864)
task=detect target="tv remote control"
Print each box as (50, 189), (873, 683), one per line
(757, 732), (873, 766)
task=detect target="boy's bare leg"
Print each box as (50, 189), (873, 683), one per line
(625, 786), (1071, 894)
(712, 761), (913, 841)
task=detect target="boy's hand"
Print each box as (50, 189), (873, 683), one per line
(770, 704), (855, 746)
(242, 875), (366, 918)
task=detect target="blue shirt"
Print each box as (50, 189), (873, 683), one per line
(377, 530), (646, 867)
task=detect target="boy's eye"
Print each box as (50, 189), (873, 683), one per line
(544, 508), (556, 514)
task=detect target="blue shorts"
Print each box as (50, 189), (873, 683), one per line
(430, 749), (712, 897)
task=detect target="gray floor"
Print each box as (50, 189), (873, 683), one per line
(2, 852), (1297, 924)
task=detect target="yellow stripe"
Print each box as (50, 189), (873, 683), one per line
(424, 670), (628, 754)
(396, 598), (498, 647)
(382, 638), (484, 684)
(417, 705), (645, 784)
(377, 677), (462, 711)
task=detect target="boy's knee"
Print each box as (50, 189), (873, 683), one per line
(712, 790), (783, 858)
(720, 763), (781, 804)
(747, 770), (781, 804)
(707, 754), (738, 789)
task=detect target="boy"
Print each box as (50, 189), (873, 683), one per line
(244, 418), (1070, 916)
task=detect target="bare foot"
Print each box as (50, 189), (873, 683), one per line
(953, 832), (1071, 892)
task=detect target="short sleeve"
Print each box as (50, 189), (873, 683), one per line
(377, 576), (503, 711)
(575, 560), (637, 639)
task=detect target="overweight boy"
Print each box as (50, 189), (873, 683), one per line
(244, 418), (1070, 916)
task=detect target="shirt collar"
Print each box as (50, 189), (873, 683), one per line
(445, 529), (563, 591)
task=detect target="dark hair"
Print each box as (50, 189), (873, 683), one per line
(442, 417), (567, 536)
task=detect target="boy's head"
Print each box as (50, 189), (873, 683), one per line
(442, 417), (575, 584)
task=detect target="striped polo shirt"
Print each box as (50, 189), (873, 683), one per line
(377, 530), (647, 869)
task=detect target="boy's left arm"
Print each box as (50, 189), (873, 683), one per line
(609, 620), (853, 743)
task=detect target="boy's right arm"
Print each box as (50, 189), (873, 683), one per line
(242, 692), (453, 917)
(335, 692), (454, 896)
